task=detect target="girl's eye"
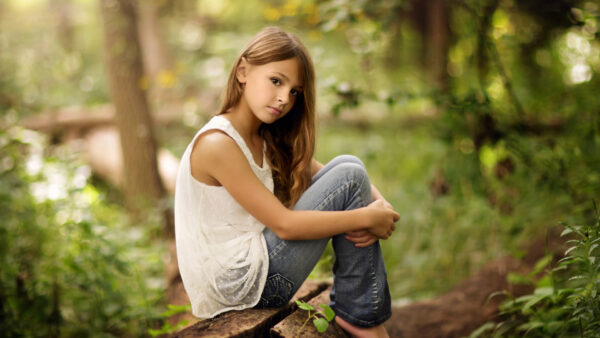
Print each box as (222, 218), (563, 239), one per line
(290, 89), (299, 96)
(270, 78), (281, 86)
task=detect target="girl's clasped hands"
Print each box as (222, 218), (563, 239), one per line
(346, 199), (399, 247)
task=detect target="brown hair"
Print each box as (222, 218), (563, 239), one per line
(218, 27), (316, 207)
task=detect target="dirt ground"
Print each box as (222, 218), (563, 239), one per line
(384, 229), (565, 338)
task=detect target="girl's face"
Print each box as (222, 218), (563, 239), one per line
(237, 57), (303, 124)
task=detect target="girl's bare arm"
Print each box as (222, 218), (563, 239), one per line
(191, 132), (399, 241)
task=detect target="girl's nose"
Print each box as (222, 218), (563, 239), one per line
(277, 92), (289, 104)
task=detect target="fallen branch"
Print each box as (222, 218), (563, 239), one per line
(83, 126), (178, 194)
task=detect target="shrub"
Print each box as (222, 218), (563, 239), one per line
(472, 203), (600, 337)
(0, 121), (166, 337)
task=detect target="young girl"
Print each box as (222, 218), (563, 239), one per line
(174, 27), (399, 337)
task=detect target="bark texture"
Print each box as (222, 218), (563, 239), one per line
(137, 0), (172, 82)
(426, 0), (450, 91)
(100, 0), (165, 216)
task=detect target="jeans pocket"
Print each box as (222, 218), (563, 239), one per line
(259, 273), (294, 308)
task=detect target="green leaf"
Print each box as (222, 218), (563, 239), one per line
(507, 272), (531, 285)
(534, 287), (553, 296)
(148, 328), (163, 337)
(531, 255), (553, 275)
(561, 228), (574, 237)
(320, 304), (335, 322)
(558, 256), (574, 264)
(514, 294), (535, 304)
(589, 243), (599, 255)
(162, 304), (190, 317)
(565, 245), (579, 256)
(296, 300), (315, 311)
(469, 322), (495, 338)
(568, 275), (586, 282)
(516, 321), (544, 333)
(521, 295), (547, 315)
(535, 275), (552, 287)
(557, 288), (575, 296)
(313, 317), (329, 333)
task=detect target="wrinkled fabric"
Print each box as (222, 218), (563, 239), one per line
(257, 155), (392, 327)
(174, 115), (273, 319)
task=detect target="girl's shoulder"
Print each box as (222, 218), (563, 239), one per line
(190, 115), (232, 149)
(190, 127), (243, 183)
(187, 116), (241, 186)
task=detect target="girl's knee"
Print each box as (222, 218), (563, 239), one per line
(331, 162), (370, 190)
(331, 154), (365, 169)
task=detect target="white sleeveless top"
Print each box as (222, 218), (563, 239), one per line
(174, 115), (273, 319)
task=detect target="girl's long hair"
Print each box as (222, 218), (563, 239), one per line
(218, 27), (316, 207)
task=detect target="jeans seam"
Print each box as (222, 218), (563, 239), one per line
(269, 240), (287, 259)
(369, 245), (378, 315)
(259, 273), (294, 308)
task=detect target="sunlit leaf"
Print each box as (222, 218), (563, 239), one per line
(507, 272), (531, 285)
(532, 255), (553, 275)
(313, 317), (329, 333)
(469, 322), (495, 338)
(320, 304), (335, 322)
(296, 300), (314, 311)
(565, 246), (579, 256)
(561, 228), (574, 237)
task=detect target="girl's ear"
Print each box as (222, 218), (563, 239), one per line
(236, 57), (248, 84)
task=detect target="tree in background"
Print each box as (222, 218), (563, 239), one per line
(100, 0), (166, 224)
(137, 0), (174, 102)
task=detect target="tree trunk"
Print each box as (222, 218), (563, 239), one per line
(409, 0), (450, 91)
(137, 0), (172, 100)
(426, 0), (450, 92)
(99, 0), (165, 220)
(50, 0), (74, 52)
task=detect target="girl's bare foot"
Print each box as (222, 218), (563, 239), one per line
(335, 316), (389, 338)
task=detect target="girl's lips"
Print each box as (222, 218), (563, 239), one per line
(268, 106), (282, 115)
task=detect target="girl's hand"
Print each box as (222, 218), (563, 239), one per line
(365, 199), (400, 239)
(345, 230), (378, 247)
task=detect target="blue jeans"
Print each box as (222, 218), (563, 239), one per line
(257, 155), (392, 327)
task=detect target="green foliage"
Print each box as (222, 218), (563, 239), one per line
(0, 121), (166, 337)
(314, 121), (576, 299)
(3, 0), (600, 334)
(472, 205), (600, 338)
(506, 254), (553, 286)
(147, 304), (191, 337)
(295, 300), (336, 334)
(0, 1), (108, 115)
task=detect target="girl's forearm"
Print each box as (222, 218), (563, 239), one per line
(274, 208), (369, 241)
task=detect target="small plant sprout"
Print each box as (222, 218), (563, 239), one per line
(295, 300), (336, 334)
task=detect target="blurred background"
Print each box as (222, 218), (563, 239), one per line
(1, 0), (599, 336)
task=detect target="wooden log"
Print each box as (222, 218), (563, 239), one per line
(172, 280), (330, 338)
(271, 286), (349, 338)
(20, 105), (116, 135)
(19, 88), (223, 137)
(83, 126), (179, 194)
